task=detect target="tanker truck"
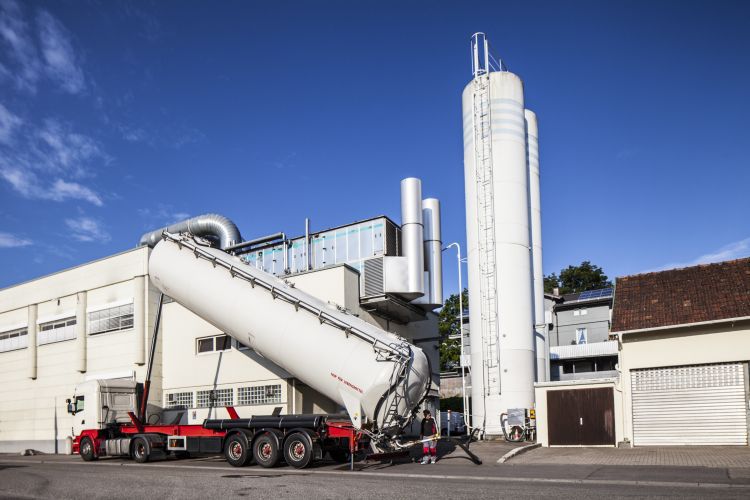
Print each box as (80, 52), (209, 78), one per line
(66, 231), (433, 468)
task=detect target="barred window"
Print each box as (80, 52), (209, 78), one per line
(39, 317), (76, 345)
(196, 334), (232, 354)
(196, 388), (234, 408)
(0, 328), (28, 353)
(88, 304), (134, 335)
(237, 384), (282, 406)
(166, 392), (194, 408)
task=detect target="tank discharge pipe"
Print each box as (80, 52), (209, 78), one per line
(138, 213), (241, 250)
(148, 232), (432, 441)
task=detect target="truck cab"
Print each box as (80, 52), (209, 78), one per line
(67, 379), (139, 437)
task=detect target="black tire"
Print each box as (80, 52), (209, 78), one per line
(131, 436), (151, 463)
(79, 437), (97, 462)
(253, 433), (279, 468)
(283, 432), (313, 469)
(224, 434), (252, 467)
(328, 449), (349, 464)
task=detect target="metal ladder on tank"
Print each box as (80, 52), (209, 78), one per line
(471, 35), (501, 397)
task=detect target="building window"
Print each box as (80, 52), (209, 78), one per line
(196, 388), (234, 408)
(0, 328), (28, 352)
(166, 392), (194, 408)
(39, 317), (76, 345)
(573, 308), (588, 316)
(196, 334), (232, 354)
(237, 384), (282, 405)
(88, 304), (134, 335)
(576, 328), (588, 344)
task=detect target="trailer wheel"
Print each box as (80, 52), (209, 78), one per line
(80, 437), (97, 462)
(283, 432), (313, 469)
(224, 434), (251, 467)
(253, 433), (279, 468)
(131, 436), (151, 463)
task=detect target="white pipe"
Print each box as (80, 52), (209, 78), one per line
(422, 198), (443, 306)
(400, 178), (425, 297)
(75, 291), (87, 373)
(133, 276), (145, 366)
(28, 304), (37, 379)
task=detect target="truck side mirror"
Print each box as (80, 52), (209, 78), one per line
(66, 399), (74, 415)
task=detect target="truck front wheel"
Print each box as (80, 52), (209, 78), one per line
(284, 432), (313, 469)
(253, 433), (279, 468)
(224, 434), (251, 467)
(131, 436), (151, 463)
(80, 437), (97, 462)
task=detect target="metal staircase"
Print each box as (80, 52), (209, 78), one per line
(471, 33), (501, 397)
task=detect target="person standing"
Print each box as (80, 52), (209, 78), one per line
(419, 409), (438, 464)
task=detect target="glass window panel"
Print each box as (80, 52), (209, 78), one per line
(215, 335), (231, 351)
(347, 228), (359, 263)
(197, 338), (213, 353)
(360, 222), (374, 258)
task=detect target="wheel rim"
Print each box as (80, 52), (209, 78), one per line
(230, 442), (243, 460)
(136, 443), (145, 457)
(260, 442), (271, 460)
(81, 441), (91, 455)
(290, 441), (305, 461)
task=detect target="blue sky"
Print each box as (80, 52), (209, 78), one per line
(0, 0), (748, 296)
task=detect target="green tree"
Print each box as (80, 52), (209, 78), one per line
(544, 261), (612, 295)
(438, 289), (468, 371)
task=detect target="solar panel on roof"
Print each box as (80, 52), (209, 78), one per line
(578, 288), (613, 300)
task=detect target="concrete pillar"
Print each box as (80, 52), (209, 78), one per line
(28, 304), (37, 379)
(75, 291), (87, 373)
(133, 276), (146, 365)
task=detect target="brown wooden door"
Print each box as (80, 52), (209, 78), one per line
(547, 387), (615, 446)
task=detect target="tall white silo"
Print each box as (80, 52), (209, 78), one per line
(462, 33), (536, 435)
(525, 109), (548, 383)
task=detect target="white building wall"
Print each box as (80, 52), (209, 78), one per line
(618, 320), (750, 445)
(0, 247), (159, 453)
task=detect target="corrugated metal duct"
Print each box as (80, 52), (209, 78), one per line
(138, 213), (242, 250)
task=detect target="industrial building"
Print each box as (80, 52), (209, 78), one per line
(0, 179), (442, 453)
(535, 257), (750, 447)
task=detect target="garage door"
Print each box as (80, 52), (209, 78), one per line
(631, 363), (749, 446)
(548, 387), (615, 446)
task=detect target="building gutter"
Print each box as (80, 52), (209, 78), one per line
(614, 315), (750, 337)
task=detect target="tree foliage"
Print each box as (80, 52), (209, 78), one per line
(438, 289), (468, 371)
(543, 261), (612, 295)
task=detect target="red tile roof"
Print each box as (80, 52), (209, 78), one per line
(611, 257), (750, 332)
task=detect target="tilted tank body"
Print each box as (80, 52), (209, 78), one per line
(148, 233), (431, 435)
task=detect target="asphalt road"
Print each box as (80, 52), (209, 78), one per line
(2, 454), (750, 499)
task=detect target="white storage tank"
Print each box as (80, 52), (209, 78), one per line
(462, 59), (536, 434)
(525, 109), (548, 383)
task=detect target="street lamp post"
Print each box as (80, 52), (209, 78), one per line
(444, 242), (469, 435)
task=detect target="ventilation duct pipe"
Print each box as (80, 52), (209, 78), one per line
(400, 178), (425, 299)
(138, 213), (242, 250)
(412, 198), (443, 308)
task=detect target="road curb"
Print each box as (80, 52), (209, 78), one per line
(497, 443), (541, 464)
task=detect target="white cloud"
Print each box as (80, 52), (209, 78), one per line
(0, 111), (108, 205)
(65, 216), (110, 243)
(0, 231), (31, 247)
(651, 237), (750, 272)
(0, 0), (41, 92)
(0, 102), (22, 143)
(138, 205), (190, 226)
(37, 10), (85, 94)
(0, 1), (86, 94)
(0, 168), (103, 206)
(48, 179), (103, 206)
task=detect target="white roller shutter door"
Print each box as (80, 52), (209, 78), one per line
(631, 363), (748, 446)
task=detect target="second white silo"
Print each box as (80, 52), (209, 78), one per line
(462, 53), (536, 435)
(525, 109), (548, 383)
